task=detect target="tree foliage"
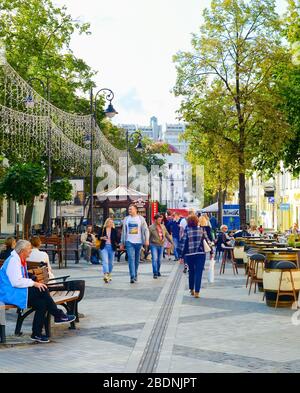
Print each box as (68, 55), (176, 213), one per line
(50, 178), (72, 203)
(0, 162), (46, 205)
(277, 0), (300, 175)
(173, 0), (292, 225)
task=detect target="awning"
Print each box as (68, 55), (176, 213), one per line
(200, 202), (218, 213)
(94, 186), (148, 200)
(200, 201), (231, 213)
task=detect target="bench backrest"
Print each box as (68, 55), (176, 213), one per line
(27, 266), (49, 284)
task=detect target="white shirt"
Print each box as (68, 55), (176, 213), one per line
(126, 215), (142, 244)
(180, 218), (187, 231)
(27, 248), (55, 279)
(6, 250), (35, 288)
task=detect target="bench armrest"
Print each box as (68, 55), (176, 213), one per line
(48, 275), (70, 282)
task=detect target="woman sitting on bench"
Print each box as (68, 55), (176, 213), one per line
(0, 240), (76, 343)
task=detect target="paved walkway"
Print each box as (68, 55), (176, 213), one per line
(1, 256), (300, 373)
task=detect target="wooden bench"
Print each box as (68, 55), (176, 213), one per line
(0, 264), (80, 344)
(40, 235), (80, 267)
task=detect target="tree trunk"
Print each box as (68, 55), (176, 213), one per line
(239, 172), (247, 227)
(217, 189), (223, 226)
(21, 204), (25, 239)
(24, 196), (35, 239)
(42, 197), (49, 232)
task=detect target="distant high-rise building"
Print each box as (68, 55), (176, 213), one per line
(119, 117), (201, 209)
(119, 117), (161, 140)
(163, 123), (187, 155)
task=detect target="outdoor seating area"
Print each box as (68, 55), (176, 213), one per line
(241, 237), (300, 308)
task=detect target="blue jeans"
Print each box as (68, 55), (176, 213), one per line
(150, 245), (164, 276)
(101, 244), (114, 274)
(126, 241), (142, 279)
(185, 253), (206, 293)
(173, 237), (180, 259)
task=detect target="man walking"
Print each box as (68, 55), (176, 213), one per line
(120, 204), (149, 283)
(170, 212), (182, 261)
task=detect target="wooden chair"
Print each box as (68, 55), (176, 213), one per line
(247, 254), (266, 295)
(220, 247), (238, 275)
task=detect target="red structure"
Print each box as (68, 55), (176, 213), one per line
(168, 208), (189, 217)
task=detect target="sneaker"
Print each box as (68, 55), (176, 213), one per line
(194, 292), (200, 298)
(130, 278), (135, 284)
(157, 272), (161, 277)
(190, 289), (195, 296)
(54, 313), (76, 324)
(108, 273), (112, 282)
(103, 274), (109, 283)
(134, 276), (138, 282)
(30, 334), (50, 343)
(153, 275), (158, 279)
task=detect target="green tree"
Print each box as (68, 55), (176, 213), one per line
(182, 90), (239, 223)
(0, 0), (95, 112)
(173, 0), (291, 226)
(50, 178), (72, 204)
(277, 0), (300, 175)
(0, 162), (46, 237)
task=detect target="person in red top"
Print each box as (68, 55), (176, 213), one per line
(149, 214), (173, 278)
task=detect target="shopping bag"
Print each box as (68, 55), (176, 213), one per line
(207, 258), (215, 283)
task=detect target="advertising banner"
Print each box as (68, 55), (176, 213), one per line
(222, 204), (240, 230)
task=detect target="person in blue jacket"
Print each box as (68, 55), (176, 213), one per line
(0, 240), (76, 343)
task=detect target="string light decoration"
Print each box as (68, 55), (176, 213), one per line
(0, 61), (130, 174)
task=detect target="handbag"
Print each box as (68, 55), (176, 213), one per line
(203, 239), (211, 253)
(97, 227), (105, 249)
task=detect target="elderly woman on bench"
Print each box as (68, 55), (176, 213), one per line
(0, 240), (75, 343)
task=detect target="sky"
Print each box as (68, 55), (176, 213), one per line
(55, 0), (288, 127)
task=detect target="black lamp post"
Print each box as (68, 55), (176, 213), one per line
(126, 130), (143, 190)
(25, 77), (52, 234)
(90, 87), (118, 228)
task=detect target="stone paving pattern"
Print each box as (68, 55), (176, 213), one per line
(1, 256), (300, 373)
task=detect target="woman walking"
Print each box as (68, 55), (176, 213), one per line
(149, 214), (173, 279)
(179, 215), (210, 298)
(99, 218), (118, 283)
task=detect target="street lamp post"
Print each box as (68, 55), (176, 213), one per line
(126, 130), (143, 190)
(90, 87), (118, 228)
(25, 77), (51, 234)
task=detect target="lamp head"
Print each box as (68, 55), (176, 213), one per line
(135, 140), (143, 153)
(105, 102), (118, 118)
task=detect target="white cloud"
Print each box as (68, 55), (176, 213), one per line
(55, 0), (288, 126)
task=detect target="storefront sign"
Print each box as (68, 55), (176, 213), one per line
(151, 201), (159, 222)
(280, 203), (291, 211)
(61, 205), (84, 217)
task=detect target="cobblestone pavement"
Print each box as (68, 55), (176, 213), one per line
(1, 257), (300, 373)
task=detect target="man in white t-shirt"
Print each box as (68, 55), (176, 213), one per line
(179, 209), (195, 239)
(120, 204), (149, 283)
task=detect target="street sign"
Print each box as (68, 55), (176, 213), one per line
(223, 204), (240, 230)
(280, 203), (290, 211)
